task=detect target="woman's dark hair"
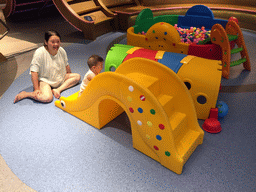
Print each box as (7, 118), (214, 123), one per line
(44, 30), (61, 47)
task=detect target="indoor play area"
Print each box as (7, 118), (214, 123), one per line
(0, 0), (256, 191)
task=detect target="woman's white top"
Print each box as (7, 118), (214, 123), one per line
(30, 46), (69, 88)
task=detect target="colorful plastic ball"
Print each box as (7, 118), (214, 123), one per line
(217, 101), (229, 118)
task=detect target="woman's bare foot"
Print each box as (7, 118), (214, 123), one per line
(14, 91), (28, 103)
(52, 89), (61, 99)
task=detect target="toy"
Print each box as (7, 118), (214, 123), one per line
(127, 5), (251, 79)
(202, 108), (222, 133)
(105, 44), (222, 120)
(55, 58), (204, 174)
(217, 101), (229, 118)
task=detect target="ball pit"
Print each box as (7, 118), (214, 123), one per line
(174, 25), (211, 45)
(138, 25), (211, 45)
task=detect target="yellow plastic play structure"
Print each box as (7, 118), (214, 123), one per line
(127, 5), (251, 80)
(127, 22), (190, 55)
(175, 55), (222, 119)
(105, 44), (223, 120)
(128, 20), (251, 79)
(55, 58), (204, 174)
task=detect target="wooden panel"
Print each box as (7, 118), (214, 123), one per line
(69, 1), (100, 15)
(100, 0), (135, 7)
(80, 10), (113, 24)
(66, 0), (90, 3)
(141, 0), (256, 7)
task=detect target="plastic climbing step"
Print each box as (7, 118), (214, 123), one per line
(157, 93), (201, 160)
(157, 95), (188, 140)
(198, 37), (211, 45)
(230, 58), (247, 67)
(169, 112), (187, 139)
(231, 47), (243, 54)
(227, 34), (238, 41)
(126, 73), (158, 88)
(157, 94), (174, 114)
(199, 34), (238, 45)
(176, 130), (201, 160)
(168, 112), (201, 160)
(199, 34), (237, 45)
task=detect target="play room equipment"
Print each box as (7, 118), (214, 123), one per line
(52, 0), (117, 40)
(127, 5), (251, 79)
(105, 44), (222, 120)
(55, 58), (204, 174)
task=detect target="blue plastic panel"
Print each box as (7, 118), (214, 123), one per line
(158, 52), (186, 73)
(178, 5), (228, 30)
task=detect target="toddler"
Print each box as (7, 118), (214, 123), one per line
(79, 55), (104, 96)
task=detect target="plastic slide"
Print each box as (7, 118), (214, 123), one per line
(55, 58), (204, 174)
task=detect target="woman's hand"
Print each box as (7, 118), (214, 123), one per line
(31, 72), (40, 91)
(66, 65), (71, 73)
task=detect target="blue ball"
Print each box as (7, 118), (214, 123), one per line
(217, 101), (229, 118)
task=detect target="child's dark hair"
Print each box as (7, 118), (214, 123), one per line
(87, 55), (104, 69)
(44, 30), (61, 47)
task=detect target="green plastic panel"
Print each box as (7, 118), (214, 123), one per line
(105, 44), (134, 72)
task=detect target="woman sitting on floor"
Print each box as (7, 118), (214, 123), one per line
(14, 30), (81, 103)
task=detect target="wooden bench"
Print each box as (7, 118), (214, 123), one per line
(100, 0), (139, 7)
(79, 10), (114, 24)
(69, 1), (101, 15)
(54, 0), (118, 40)
(96, 0), (141, 30)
